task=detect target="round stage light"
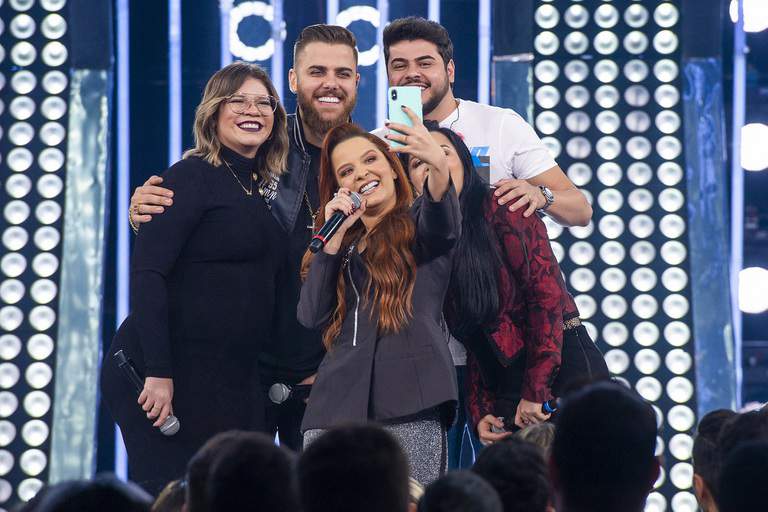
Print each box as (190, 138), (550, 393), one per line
(646, 492), (667, 512)
(541, 137), (561, 159)
(32, 253), (59, 278)
(672, 492), (698, 512)
(39, 148), (65, 172)
(594, 3), (619, 28)
(41, 13), (67, 39)
(534, 60), (559, 83)
(667, 378), (695, 406)
(23, 391), (51, 418)
(17, 478), (43, 503)
(596, 137), (621, 160)
(38, 175), (64, 198)
(670, 462), (693, 490)
(35, 201), (62, 226)
(564, 31), (589, 54)
(656, 110), (681, 134)
(25, 363), (53, 389)
(0, 335), (22, 360)
(0, 279), (25, 304)
(535, 85), (560, 109)
(40, 121), (65, 146)
(633, 294), (659, 319)
(658, 162), (684, 186)
(574, 295), (597, 319)
(9, 122), (34, 146)
(739, 267), (768, 313)
(729, 0), (768, 32)
(660, 214), (686, 238)
(666, 321), (691, 347)
(0, 364), (19, 390)
(654, 59), (679, 82)
(19, 449), (46, 477)
(628, 190), (654, 213)
(669, 433), (694, 460)
(624, 31), (649, 54)
(664, 294), (690, 319)
(603, 322), (629, 347)
(0, 451), (13, 477)
(632, 268), (658, 292)
(564, 60), (589, 82)
(625, 84), (651, 107)
(624, 59), (649, 82)
(11, 41), (36, 66)
(27, 334), (55, 361)
(0, 393), (18, 419)
(600, 268), (627, 293)
(29, 306), (56, 331)
(655, 3), (680, 28)
(626, 137), (653, 160)
(543, 216), (563, 240)
(597, 189), (623, 213)
(565, 111), (590, 133)
(625, 4), (649, 28)
(657, 136), (683, 160)
(42, 70), (67, 94)
(656, 437), (666, 459)
(594, 60), (619, 83)
(0, 422), (16, 448)
(534, 31), (559, 56)
(604, 349), (630, 374)
(535, 4), (559, 29)
(8, 147), (34, 173)
(635, 348), (662, 374)
(570, 268), (596, 293)
(742, 123), (768, 171)
(30, 280), (57, 304)
(636, 377), (663, 402)
(6, 175), (33, 199)
(634, 321), (660, 347)
(631, 240), (656, 265)
(564, 85), (589, 108)
(600, 241), (626, 265)
(666, 349), (693, 375)
(662, 267), (689, 292)
(10, 96), (36, 120)
(550, 241), (564, 263)
(22, 420), (49, 447)
(569, 221), (594, 240)
(10, 14), (35, 39)
(599, 215), (624, 239)
(41, 96), (66, 120)
(567, 163), (592, 186)
(564, 4), (589, 29)
(597, 162), (622, 186)
(661, 241), (687, 265)
(569, 241), (595, 265)
(11, 70), (36, 94)
(1, 254), (26, 279)
(2, 227), (29, 252)
(655, 86), (681, 113)
(594, 31), (619, 55)
(654, 30), (679, 54)
(626, 110), (651, 133)
(659, 188), (685, 212)
(595, 111), (620, 134)
(566, 137), (591, 159)
(595, 85), (620, 108)
(41, 0), (68, 11)
(4, 201), (31, 225)
(535, 111), (561, 135)
(602, 294), (628, 320)
(34, 227), (61, 252)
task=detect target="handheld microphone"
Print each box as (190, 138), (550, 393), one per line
(267, 382), (312, 404)
(542, 398), (560, 415)
(114, 350), (181, 436)
(308, 192), (362, 253)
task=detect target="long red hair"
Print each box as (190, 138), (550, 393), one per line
(301, 124), (416, 349)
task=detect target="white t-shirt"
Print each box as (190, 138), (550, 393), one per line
(374, 99), (556, 184)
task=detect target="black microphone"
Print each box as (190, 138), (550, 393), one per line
(114, 350), (181, 436)
(308, 191), (362, 253)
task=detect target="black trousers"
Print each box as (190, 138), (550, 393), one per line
(264, 392), (306, 451)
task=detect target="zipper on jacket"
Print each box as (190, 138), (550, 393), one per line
(347, 263), (360, 346)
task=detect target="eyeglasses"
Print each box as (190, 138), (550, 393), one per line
(224, 94), (278, 115)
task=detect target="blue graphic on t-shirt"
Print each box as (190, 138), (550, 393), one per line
(470, 146), (491, 184)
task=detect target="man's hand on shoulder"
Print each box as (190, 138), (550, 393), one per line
(129, 176), (174, 231)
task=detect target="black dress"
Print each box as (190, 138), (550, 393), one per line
(100, 146), (284, 495)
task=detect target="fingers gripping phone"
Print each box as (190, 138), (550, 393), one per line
(387, 86), (423, 147)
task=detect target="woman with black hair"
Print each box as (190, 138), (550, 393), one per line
(404, 123), (609, 445)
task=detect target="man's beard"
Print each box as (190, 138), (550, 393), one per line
(297, 89), (356, 137)
(422, 78), (451, 116)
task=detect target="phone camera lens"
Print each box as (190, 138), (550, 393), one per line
(391, 90), (398, 100)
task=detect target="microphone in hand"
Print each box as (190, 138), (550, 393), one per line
(309, 191), (362, 253)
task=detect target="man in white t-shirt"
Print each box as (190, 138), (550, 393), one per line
(378, 16), (592, 227)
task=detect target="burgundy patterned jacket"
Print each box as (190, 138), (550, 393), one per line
(465, 193), (579, 428)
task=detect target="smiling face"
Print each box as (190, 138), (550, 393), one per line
(408, 131), (464, 196)
(216, 77), (274, 158)
(387, 39), (455, 117)
(331, 136), (399, 215)
(289, 42), (359, 135)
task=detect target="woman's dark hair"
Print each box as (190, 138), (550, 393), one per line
(411, 122), (501, 337)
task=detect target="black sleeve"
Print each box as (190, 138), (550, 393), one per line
(130, 159), (206, 377)
(297, 251), (344, 330)
(411, 180), (462, 261)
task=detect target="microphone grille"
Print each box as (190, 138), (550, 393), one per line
(160, 415), (181, 436)
(349, 191), (362, 209)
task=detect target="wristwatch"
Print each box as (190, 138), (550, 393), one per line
(537, 186), (555, 212)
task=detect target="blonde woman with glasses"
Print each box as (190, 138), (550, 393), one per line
(101, 62), (289, 495)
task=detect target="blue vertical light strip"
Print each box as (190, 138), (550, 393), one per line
(376, 0), (389, 128)
(327, 0), (339, 24)
(271, 0), (284, 99)
(115, 0), (130, 480)
(428, 0), (440, 22)
(220, 0), (234, 67)
(477, 0), (491, 104)
(169, 0), (182, 164)
(731, 0), (746, 407)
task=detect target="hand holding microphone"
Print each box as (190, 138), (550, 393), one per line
(309, 189), (365, 254)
